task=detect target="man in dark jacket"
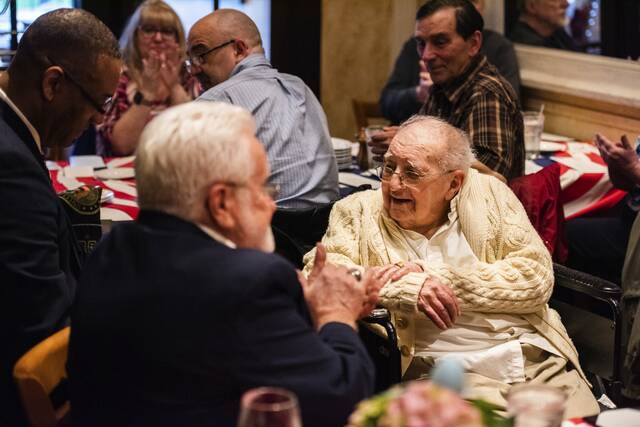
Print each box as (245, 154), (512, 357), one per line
(0, 9), (121, 426)
(69, 101), (381, 427)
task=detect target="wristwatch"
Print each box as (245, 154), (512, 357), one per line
(133, 91), (154, 106)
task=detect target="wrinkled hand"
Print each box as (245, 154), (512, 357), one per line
(297, 244), (366, 330)
(357, 262), (422, 317)
(359, 267), (389, 318)
(595, 133), (640, 191)
(368, 126), (399, 163)
(417, 277), (460, 330)
(415, 60), (433, 103)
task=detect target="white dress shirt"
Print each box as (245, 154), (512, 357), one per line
(383, 195), (561, 383)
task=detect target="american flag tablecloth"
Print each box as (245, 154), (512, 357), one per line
(48, 156), (139, 221)
(526, 141), (627, 220)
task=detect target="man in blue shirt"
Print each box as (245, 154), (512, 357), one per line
(187, 9), (338, 209)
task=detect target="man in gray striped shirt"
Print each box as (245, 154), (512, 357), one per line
(188, 9), (338, 209)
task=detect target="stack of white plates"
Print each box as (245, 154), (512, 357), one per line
(332, 137), (353, 171)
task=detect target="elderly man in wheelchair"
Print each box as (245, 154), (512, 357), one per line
(303, 116), (600, 418)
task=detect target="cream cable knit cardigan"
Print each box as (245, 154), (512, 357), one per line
(303, 169), (587, 382)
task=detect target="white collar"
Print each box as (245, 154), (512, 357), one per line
(0, 87), (42, 153)
(196, 223), (237, 249)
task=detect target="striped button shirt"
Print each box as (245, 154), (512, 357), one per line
(420, 55), (525, 180)
(197, 54), (339, 209)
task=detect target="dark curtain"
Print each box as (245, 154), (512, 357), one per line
(270, 0), (321, 99)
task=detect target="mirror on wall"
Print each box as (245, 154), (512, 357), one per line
(504, 0), (640, 60)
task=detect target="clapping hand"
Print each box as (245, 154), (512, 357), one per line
(158, 41), (183, 92)
(595, 133), (640, 191)
(416, 60), (433, 103)
(138, 41), (182, 103)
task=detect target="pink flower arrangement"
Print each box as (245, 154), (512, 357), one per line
(348, 381), (484, 427)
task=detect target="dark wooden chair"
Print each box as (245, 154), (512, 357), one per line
(351, 99), (389, 130)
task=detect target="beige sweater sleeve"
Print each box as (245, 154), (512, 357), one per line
(425, 182), (552, 313)
(302, 195), (364, 275)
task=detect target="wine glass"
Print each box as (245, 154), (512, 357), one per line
(507, 384), (566, 427)
(364, 125), (385, 169)
(237, 387), (302, 427)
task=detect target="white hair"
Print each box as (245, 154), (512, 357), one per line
(135, 101), (256, 222)
(398, 115), (475, 172)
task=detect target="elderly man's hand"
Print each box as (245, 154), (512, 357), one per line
(358, 267), (389, 318)
(368, 126), (398, 163)
(417, 277), (460, 330)
(358, 262), (422, 317)
(595, 133), (640, 192)
(298, 244), (366, 330)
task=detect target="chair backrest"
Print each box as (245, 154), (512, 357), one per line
(508, 163), (568, 262)
(13, 327), (70, 427)
(351, 99), (389, 130)
(272, 203), (335, 268)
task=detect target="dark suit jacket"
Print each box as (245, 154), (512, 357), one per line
(0, 99), (81, 426)
(69, 210), (374, 427)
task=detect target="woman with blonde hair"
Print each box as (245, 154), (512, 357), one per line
(97, 0), (200, 156)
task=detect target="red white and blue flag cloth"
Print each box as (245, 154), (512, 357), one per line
(49, 156), (139, 221)
(526, 140), (627, 220)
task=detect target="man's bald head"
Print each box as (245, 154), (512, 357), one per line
(187, 9), (264, 90)
(395, 115), (475, 173)
(192, 9), (262, 50)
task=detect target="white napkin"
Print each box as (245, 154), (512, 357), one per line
(70, 155), (105, 168)
(62, 166), (94, 178)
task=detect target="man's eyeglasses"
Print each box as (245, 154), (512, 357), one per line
(186, 39), (235, 70)
(138, 25), (176, 40)
(378, 161), (450, 187)
(44, 56), (113, 114)
(228, 181), (280, 200)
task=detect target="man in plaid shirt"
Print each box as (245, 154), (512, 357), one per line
(371, 0), (524, 181)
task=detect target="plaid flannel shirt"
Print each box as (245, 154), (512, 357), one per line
(420, 55), (525, 180)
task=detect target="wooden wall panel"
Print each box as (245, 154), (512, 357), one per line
(321, 0), (420, 140)
(523, 87), (640, 142)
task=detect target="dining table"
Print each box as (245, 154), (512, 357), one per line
(48, 133), (627, 227)
(48, 155), (139, 229)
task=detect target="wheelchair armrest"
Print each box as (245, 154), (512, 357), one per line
(551, 263), (624, 391)
(359, 308), (402, 391)
(361, 308), (398, 348)
(553, 263), (621, 302)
